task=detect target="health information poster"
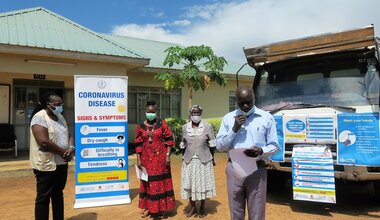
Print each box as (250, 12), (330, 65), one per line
(74, 75), (130, 208)
(292, 145), (336, 203)
(271, 115), (285, 162)
(337, 112), (380, 166)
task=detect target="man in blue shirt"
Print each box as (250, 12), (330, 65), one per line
(216, 86), (279, 220)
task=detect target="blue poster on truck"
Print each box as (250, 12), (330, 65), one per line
(271, 115), (284, 162)
(337, 112), (380, 166)
(74, 75), (130, 208)
(283, 114), (335, 144)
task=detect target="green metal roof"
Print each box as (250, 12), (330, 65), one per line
(0, 6), (253, 76)
(0, 7), (145, 59)
(103, 34), (255, 77)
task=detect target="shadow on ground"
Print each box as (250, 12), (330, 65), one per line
(267, 179), (380, 219)
(67, 212), (98, 220)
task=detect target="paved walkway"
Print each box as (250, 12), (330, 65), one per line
(0, 151), (137, 178)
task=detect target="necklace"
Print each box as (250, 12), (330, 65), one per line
(145, 122), (155, 143)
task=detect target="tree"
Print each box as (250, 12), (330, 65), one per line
(155, 45), (228, 109)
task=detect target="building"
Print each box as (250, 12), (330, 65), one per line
(0, 7), (254, 151)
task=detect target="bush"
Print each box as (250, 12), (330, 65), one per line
(165, 117), (187, 154)
(208, 118), (222, 135)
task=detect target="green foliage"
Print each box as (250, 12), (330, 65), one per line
(208, 118), (222, 135)
(165, 117), (187, 154)
(165, 117), (222, 155)
(155, 45), (228, 108)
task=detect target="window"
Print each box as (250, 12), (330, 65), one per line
(128, 86), (181, 123)
(330, 69), (361, 77)
(229, 91), (237, 112)
(297, 73), (324, 95)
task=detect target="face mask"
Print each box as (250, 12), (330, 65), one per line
(191, 115), (201, 123)
(49, 105), (63, 116)
(146, 112), (156, 121)
(238, 106), (255, 116)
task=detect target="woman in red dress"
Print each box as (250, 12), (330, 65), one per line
(135, 100), (176, 218)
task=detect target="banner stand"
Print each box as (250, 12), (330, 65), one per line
(74, 75), (130, 208)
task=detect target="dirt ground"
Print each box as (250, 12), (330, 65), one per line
(0, 153), (379, 220)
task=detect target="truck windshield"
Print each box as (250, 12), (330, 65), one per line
(255, 66), (380, 108)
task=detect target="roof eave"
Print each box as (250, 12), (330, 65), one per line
(0, 44), (150, 68)
(130, 66), (254, 79)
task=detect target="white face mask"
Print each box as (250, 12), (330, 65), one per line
(191, 115), (201, 123)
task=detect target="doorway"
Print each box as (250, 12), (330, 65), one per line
(13, 79), (64, 150)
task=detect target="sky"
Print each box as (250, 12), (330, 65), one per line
(1, 0), (380, 64)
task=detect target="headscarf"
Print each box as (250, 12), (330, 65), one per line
(189, 104), (203, 113)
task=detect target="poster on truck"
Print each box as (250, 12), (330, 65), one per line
(292, 145), (336, 203)
(74, 75), (130, 208)
(337, 112), (380, 166)
(284, 114), (335, 144)
(284, 115), (306, 142)
(271, 115), (285, 162)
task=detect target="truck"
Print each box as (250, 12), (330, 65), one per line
(243, 25), (380, 198)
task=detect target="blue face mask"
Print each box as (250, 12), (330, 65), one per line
(238, 106), (255, 116)
(49, 105), (63, 116)
(146, 112), (156, 121)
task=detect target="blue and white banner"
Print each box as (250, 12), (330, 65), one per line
(337, 112), (380, 166)
(271, 115), (284, 162)
(284, 114), (335, 144)
(284, 115), (306, 142)
(292, 145), (336, 203)
(74, 75), (130, 208)
(306, 116), (335, 143)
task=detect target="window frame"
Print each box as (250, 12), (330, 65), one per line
(128, 86), (181, 123)
(229, 91), (237, 112)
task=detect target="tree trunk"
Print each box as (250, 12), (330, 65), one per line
(188, 86), (193, 109)
(188, 86), (192, 120)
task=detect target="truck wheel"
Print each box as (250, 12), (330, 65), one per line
(373, 181), (380, 202)
(267, 170), (289, 192)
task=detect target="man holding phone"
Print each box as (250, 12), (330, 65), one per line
(216, 86), (279, 220)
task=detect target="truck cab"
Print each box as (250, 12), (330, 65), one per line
(244, 26), (380, 196)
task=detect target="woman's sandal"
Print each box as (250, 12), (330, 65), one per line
(157, 212), (167, 219)
(151, 212), (167, 219)
(140, 209), (150, 218)
(198, 210), (206, 218)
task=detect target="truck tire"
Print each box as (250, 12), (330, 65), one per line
(267, 170), (289, 192)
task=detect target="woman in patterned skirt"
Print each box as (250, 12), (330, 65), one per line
(135, 100), (176, 218)
(180, 105), (217, 218)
